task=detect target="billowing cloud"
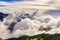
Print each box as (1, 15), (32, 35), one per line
(1, 14), (60, 39)
(0, 0), (60, 40)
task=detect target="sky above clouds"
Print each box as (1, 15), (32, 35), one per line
(0, 0), (50, 2)
(0, 0), (51, 5)
(0, 0), (60, 4)
(0, 0), (22, 2)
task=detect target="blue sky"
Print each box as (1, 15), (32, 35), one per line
(0, 0), (22, 2)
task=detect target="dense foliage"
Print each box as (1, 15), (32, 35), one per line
(5, 34), (60, 40)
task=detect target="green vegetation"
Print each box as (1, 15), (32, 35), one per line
(6, 34), (60, 40)
(30, 38), (38, 40)
(0, 38), (3, 40)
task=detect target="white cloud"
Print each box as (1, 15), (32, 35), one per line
(0, 0), (60, 39)
(1, 13), (60, 39)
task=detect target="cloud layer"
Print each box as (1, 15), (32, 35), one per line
(1, 14), (60, 39)
(0, 0), (60, 39)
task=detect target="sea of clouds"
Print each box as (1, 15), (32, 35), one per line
(1, 13), (60, 39)
(0, 0), (60, 39)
